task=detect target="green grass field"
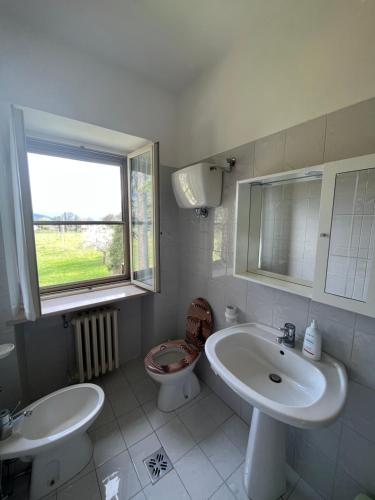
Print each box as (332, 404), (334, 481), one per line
(35, 230), (111, 287)
(35, 227), (154, 288)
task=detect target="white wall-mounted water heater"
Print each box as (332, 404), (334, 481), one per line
(172, 162), (222, 210)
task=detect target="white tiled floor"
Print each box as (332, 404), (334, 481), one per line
(118, 407), (153, 448)
(200, 429), (243, 480)
(128, 433), (162, 488)
(90, 419), (126, 467)
(155, 415), (196, 464)
(11, 358), (321, 500)
(175, 446), (222, 499)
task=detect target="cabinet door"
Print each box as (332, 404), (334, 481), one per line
(313, 153), (375, 316)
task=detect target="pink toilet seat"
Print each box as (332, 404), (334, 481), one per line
(144, 339), (199, 374)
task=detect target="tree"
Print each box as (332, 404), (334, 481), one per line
(107, 225), (124, 274)
(83, 225), (112, 264)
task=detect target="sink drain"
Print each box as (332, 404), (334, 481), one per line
(269, 373), (282, 383)
(144, 447), (173, 484)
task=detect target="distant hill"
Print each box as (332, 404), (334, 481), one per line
(33, 213), (53, 221)
(33, 212), (82, 221)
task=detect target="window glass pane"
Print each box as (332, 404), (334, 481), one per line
(325, 168), (375, 302)
(34, 224), (124, 287)
(130, 150), (155, 286)
(28, 153), (122, 221)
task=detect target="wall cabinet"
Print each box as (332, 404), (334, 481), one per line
(234, 153), (375, 317)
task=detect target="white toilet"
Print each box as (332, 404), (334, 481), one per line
(144, 298), (213, 411)
(0, 383), (104, 499)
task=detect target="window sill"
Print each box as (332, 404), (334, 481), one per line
(40, 283), (149, 317)
(8, 284), (149, 324)
(8, 284), (151, 325)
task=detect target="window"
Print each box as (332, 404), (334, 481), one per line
(128, 145), (160, 291)
(27, 139), (129, 292)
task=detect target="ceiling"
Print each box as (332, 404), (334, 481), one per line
(0, 0), (285, 92)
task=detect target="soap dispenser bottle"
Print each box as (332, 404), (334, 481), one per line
(302, 320), (322, 361)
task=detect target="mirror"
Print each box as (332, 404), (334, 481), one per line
(247, 175), (322, 285)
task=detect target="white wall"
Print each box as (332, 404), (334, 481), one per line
(0, 16), (178, 166)
(177, 0), (375, 166)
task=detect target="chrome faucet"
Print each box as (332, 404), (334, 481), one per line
(277, 323), (296, 348)
(0, 405), (32, 441)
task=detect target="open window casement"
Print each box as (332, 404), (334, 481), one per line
(128, 142), (160, 292)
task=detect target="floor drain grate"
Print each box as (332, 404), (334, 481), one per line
(143, 447), (173, 484)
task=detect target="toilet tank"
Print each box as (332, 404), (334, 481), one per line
(172, 162), (222, 209)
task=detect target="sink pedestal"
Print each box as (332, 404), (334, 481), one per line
(244, 408), (286, 500)
(205, 322), (348, 498)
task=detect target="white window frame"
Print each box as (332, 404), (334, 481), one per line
(127, 142), (160, 293)
(27, 137), (130, 294)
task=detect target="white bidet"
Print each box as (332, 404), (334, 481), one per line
(0, 383), (104, 500)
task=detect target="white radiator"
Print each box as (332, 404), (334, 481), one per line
(73, 308), (119, 383)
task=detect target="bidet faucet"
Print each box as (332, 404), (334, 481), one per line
(277, 323), (296, 348)
(0, 406), (32, 441)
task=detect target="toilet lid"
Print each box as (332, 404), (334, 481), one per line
(143, 298), (214, 375)
(185, 297), (213, 350)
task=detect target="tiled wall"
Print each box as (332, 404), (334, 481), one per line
(176, 96), (375, 499)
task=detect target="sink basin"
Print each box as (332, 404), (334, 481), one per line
(205, 322), (348, 500)
(205, 322), (347, 428)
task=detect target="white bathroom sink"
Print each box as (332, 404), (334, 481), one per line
(205, 322), (347, 429)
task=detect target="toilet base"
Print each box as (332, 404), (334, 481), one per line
(158, 372), (200, 411)
(30, 432), (93, 500)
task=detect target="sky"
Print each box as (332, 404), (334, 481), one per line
(27, 153), (122, 221)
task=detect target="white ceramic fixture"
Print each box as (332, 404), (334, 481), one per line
(205, 323), (347, 500)
(0, 344), (15, 359)
(0, 383), (104, 500)
(144, 298), (214, 411)
(172, 162), (222, 209)
(146, 351), (201, 411)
